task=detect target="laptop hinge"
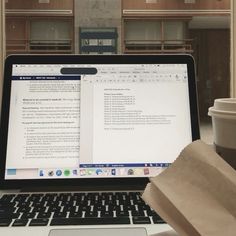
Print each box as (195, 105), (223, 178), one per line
(20, 184), (145, 193)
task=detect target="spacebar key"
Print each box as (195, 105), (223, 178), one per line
(50, 217), (130, 226)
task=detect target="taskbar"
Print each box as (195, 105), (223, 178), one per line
(5, 164), (171, 179)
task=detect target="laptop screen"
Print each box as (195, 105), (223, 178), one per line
(1, 55), (199, 183)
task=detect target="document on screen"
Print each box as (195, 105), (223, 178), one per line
(6, 76), (80, 169)
(80, 64), (192, 167)
(92, 82), (191, 164)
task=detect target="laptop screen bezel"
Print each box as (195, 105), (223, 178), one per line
(0, 54), (200, 190)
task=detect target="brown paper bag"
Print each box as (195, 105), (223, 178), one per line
(142, 140), (236, 236)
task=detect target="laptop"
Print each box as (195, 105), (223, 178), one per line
(0, 54), (200, 236)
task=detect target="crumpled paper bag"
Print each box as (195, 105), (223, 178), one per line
(142, 140), (236, 236)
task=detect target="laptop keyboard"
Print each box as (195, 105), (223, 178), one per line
(0, 192), (165, 227)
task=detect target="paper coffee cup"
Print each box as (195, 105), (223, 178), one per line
(208, 98), (236, 169)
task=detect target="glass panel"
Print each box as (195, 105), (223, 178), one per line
(30, 20), (71, 41)
(30, 20), (71, 51)
(163, 21), (185, 42)
(125, 21), (161, 41)
(124, 20), (161, 52)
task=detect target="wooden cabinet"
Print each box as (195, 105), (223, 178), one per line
(121, 0), (230, 54)
(6, 18), (26, 39)
(5, 0), (74, 55)
(122, 0), (230, 11)
(190, 29), (230, 119)
(6, 18), (28, 52)
(6, 17), (74, 55)
(6, 0), (74, 16)
(123, 19), (192, 54)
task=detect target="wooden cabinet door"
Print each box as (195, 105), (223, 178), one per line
(6, 18), (27, 52)
(190, 29), (230, 120)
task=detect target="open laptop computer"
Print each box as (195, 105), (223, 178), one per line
(0, 54), (200, 236)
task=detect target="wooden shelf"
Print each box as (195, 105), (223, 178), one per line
(6, 0), (74, 16)
(124, 39), (193, 54)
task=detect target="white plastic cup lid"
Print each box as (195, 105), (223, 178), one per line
(208, 98), (236, 119)
(213, 98), (236, 112)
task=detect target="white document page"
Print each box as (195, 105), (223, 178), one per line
(92, 82), (191, 164)
(80, 64), (192, 166)
(6, 66), (80, 169)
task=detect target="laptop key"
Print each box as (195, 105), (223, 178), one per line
(0, 212), (20, 219)
(12, 219), (29, 227)
(0, 219), (12, 227)
(21, 212), (36, 219)
(0, 202), (16, 208)
(85, 211), (98, 217)
(131, 210), (145, 217)
(116, 211), (129, 217)
(17, 206), (31, 213)
(100, 211), (114, 218)
(29, 218), (49, 226)
(152, 216), (165, 224)
(50, 217), (130, 226)
(132, 216), (151, 224)
(47, 206), (61, 212)
(0, 207), (15, 214)
(69, 211), (83, 218)
(53, 211), (67, 218)
(17, 202), (31, 208)
(0, 194), (15, 202)
(37, 212), (52, 219)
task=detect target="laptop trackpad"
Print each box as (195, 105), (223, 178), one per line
(49, 228), (148, 236)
